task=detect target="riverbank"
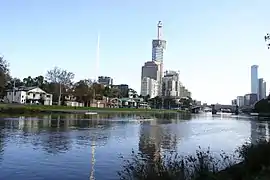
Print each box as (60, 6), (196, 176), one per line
(119, 140), (270, 180)
(0, 103), (182, 114)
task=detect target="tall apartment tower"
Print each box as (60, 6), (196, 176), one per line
(141, 61), (161, 96)
(258, 78), (267, 100)
(152, 21), (167, 95)
(251, 65), (258, 95)
(162, 70), (180, 97)
(141, 21), (166, 97)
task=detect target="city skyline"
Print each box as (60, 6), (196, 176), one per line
(1, 0), (270, 104)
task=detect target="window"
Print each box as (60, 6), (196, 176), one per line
(33, 94), (36, 98)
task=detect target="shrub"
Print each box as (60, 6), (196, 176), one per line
(237, 140), (270, 174)
(118, 140), (270, 180)
(118, 148), (236, 180)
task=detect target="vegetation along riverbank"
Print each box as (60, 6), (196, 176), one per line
(0, 103), (183, 114)
(119, 140), (270, 180)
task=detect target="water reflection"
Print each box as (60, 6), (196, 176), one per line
(0, 120), (5, 161)
(0, 113), (270, 180)
(1, 114), (118, 156)
(138, 113), (191, 161)
(250, 120), (269, 144)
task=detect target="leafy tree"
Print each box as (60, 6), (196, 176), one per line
(91, 83), (105, 100)
(179, 96), (193, 109)
(254, 95), (270, 113)
(0, 56), (11, 96)
(110, 87), (121, 98)
(46, 67), (74, 105)
(143, 94), (150, 102)
(148, 96), (163, 109)
(22, 75), (48, 89)
(22, 76), (34, 87)
(73, 80), (93, 106)
(33, 75), (48, 90)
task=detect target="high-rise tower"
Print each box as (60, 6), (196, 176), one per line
(152, 21), (167, 62)
(152, 21), (167, 95)
(251, 65), (258, 95)
(140, 21), (167, 97)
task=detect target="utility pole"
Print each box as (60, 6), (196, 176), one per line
(12, 80), (15, 103)
(58, 83), (62, 106)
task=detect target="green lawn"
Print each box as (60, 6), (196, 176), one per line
(0, 103), (181, 113)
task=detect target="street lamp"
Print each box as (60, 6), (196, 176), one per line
(264, 33), (270, 49)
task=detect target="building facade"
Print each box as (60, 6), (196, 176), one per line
(264, 82), (267, 97)
(231, 99), (237, 106)
(152, 21), (167, 96)
(162, 71), (180, 97)
(140, 77), (158, 98)
(251, 65), (258, 95)
(179, 85), (191, 98)
(98, 76), (113, 87)
(5, 87), (53, 105)
(141, 61), (161, 81)
(112, 84), (129, 98)
(236, 96), (245, 107)
(258, 78), (266, 100)
(244, 93), (258, 106)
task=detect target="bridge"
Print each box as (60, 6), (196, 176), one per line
(210, 104), (239, 114)
(191, 104), (241, 114)
(191, 106), (201, 113)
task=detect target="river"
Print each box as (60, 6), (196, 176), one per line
(0, 113), (268, 180)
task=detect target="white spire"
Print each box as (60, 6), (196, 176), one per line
(157, 21), (163, 40)
(95, 33), (100, 82)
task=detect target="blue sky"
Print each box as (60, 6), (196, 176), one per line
(0, 0), (270, 104)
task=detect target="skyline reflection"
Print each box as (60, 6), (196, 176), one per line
(0, 113), (269, 180)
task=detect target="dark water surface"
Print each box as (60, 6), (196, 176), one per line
(0, 113), (268, 180)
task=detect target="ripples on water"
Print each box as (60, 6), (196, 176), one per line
(0, 113), (268, 180)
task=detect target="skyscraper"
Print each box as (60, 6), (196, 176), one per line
(162, 70), (180, 97)
(258, 78), (267, 100)
(263, 81), (267, 97)
(152, 21), (166, 95)
(141, 21), (166, 96)
(251, 65), (258, 95)
(152, 21), (166, 62)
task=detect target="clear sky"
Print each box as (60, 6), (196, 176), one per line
(0, 0), (270, 104)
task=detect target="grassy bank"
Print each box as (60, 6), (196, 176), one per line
(118, 140), (270, 180)
(0, 103), (181, 114)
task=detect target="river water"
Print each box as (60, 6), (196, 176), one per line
(0, 113), (268, 180)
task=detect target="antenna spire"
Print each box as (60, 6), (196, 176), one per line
(95, 33), (100, 82)
(157, 21), (163, 40)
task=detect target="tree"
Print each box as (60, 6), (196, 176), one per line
(179, 96), (193, 110)
(22, 76), (34, 87)
(33, 75), (48, 90)
(0, 56), (11, 96)
(148, 96), (162, 109)
(254, 96), (270, 113)
(46, 67), (75, 105)
(143, 94), (150, 102)
(73, 79), (94, 106)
